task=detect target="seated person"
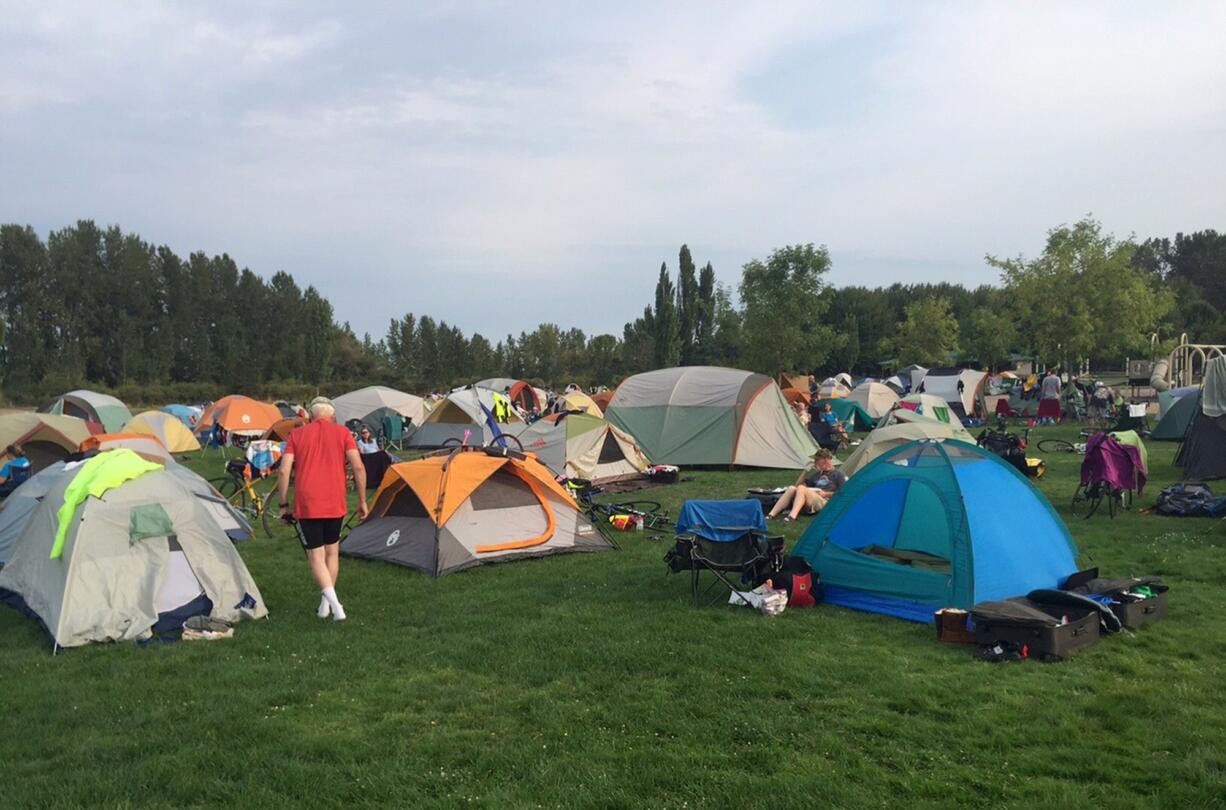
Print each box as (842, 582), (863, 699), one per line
(0, 444), (31, 496)
(355, 424), (379, 454)
(767, 449), (846, 523)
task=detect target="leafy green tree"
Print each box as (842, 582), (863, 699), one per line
(989, 217), (1173, 367)
(739, 243), (835, 375)
(962, 306), (1015, 371)
(892, 297), (960, 366)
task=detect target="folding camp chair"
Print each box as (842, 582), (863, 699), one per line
(665, 500), (784, 606)
(380, 413), (405, 451)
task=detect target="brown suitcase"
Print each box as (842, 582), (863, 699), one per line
(972, 599), (1100, 660)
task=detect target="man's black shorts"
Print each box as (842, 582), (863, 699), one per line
(298, 517), (344, 549)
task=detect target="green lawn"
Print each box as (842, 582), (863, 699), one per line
(3, 425), (1225, 808)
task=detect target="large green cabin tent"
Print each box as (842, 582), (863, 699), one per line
(606, 367), (816, 468)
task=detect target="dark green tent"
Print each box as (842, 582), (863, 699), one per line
(1152, 392), (1197, 441)
(814, 398), (876, 432)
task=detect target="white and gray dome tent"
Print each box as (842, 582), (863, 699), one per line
(605, 366), (817, 468)
(332, 386), (428, 428)
(407, 386), (525, 449)
(0, 454), (265, 649)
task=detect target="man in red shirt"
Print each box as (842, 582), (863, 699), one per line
(278, 396), (368, 621)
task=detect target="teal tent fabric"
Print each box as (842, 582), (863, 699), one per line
(1152, 391), (1198, 441)
(793, 439), (1077, 622)
(813, 399), (875, 432)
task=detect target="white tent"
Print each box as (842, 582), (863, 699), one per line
(333, 386), (428, 427)
(849, 381), (901, 419)
(916, 368), (987, 419)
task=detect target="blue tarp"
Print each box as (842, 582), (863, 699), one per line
(675, 499), (766, 542)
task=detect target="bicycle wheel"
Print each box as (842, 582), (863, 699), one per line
(259, 487), (282, 539)
(208, 476), (238, 500)
(492, 434), (524, 452)
(1070, 484), (1102, 518)
(1037, 439), (1075, 454)
(440, 437), (463, 449)
(611, 500), (662, 515)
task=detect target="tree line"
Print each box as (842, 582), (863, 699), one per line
(1, 217), (1221, 403)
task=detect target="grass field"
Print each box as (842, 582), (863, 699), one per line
(2, 424), (1225, 808)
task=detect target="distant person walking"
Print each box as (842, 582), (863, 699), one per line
(278, 397), (368, 621)
(1038, 368), (1063, 425)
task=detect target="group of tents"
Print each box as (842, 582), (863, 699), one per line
(1150, 356), (1226, 480)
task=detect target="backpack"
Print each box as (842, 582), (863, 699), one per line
(1155, 482), (1226, 517)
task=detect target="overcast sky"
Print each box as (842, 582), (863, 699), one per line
(2, 2), (1223, 340)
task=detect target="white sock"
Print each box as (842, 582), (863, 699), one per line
(322, 586), (342, 614)
(317, 595), (331, 618)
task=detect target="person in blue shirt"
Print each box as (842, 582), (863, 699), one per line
(355, 424), (379, 454)
(0, 444), (31, 496)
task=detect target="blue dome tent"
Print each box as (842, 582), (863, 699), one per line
(792, 439), (1078, 622)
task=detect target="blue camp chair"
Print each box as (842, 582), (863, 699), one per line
(666, 499), (784, 606)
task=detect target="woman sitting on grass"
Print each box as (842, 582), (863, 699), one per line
(767, 449), (846, 523)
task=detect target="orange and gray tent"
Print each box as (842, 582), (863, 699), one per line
(605, 366), (817, 468)
(781, 387), (811, 407)
(510, 412), (650, 483)
(0, 413), (94, 473)
(342, 447), (611, 576)
(125, 410), (201, 453)
(262, 416), (306, 443)
(79, 433), (176, 466)
(40, 390), (132, 433)
(197, 395), (283, 437)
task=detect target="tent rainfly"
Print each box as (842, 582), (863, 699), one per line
(40, 390), (132, 433)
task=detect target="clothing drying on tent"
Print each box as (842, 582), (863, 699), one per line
(0, 455), (266, 648)
(605, 366), (817, 468)
(342, 446), (611, 576)
(162, 404), (203, 428)
(0, 454), (253, 566)
(406, 387), (526, 449)
(125, 411), (201, 453)
(475, 379), (546, 414)
(40, 390), (132, 433)
(79, 433), (176, 466)
(1175, 357), (1226, 480)
(0, 413), (94, 473)
(915, 368), (987, 420)
(849, 381), (901, 419)
(840, 408), (973, 476)
(793, 439), (1078, 623)
(197, 396), (283, 439)
(332, 386), (428, 429)
(509, 412), (650, 483)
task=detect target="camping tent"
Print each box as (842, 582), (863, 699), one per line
(554, 391), (603, 417)
(793, 439), (1078, 622)
(162, 404), (202, 428)
(1152, 392), (1199, 441)
(0, 458), (252, 565)
(333, 386), (428, 428)
(0, 455), (266, 647)
(898, 393), (966, 430)
(840, 408), (973, 476)
(262, 416), (306, 443)
(475, 379), (545, 414)
(606, 366), (817, 468)
(407, 387), (525, 448)
(781, 387), (811, 407)
(900, 365), (928, 392)
(40, 390), (132, 433)
(849, 381), (901, 419)
(1175, 357), (1226, 479)
(79, 433), (176, 466)
(813, 398), (875, 432)
(915, 368), (987, 419)
(510, 412), (650, 483)
(1158, 386), (1199, 418)
(0, 413), (94, 473)
(197, 396), (283, 438)
(818, 374), (853, 399)
(590, 390), (615, 412)
(341, 447), (612, 576)
(125, 411), (201, 453)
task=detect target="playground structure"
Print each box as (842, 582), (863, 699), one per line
(1147, 334), (1226, 391)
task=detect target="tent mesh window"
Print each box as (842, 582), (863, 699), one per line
(468, 470), (539, 510)
(384, 488), (430, 518)
(597, 432), (624, 464)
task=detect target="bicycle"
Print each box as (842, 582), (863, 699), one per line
(1037, 429), (1097, 455)
(1071, 480), (1131, 519)
(208, 459), (281, 538)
